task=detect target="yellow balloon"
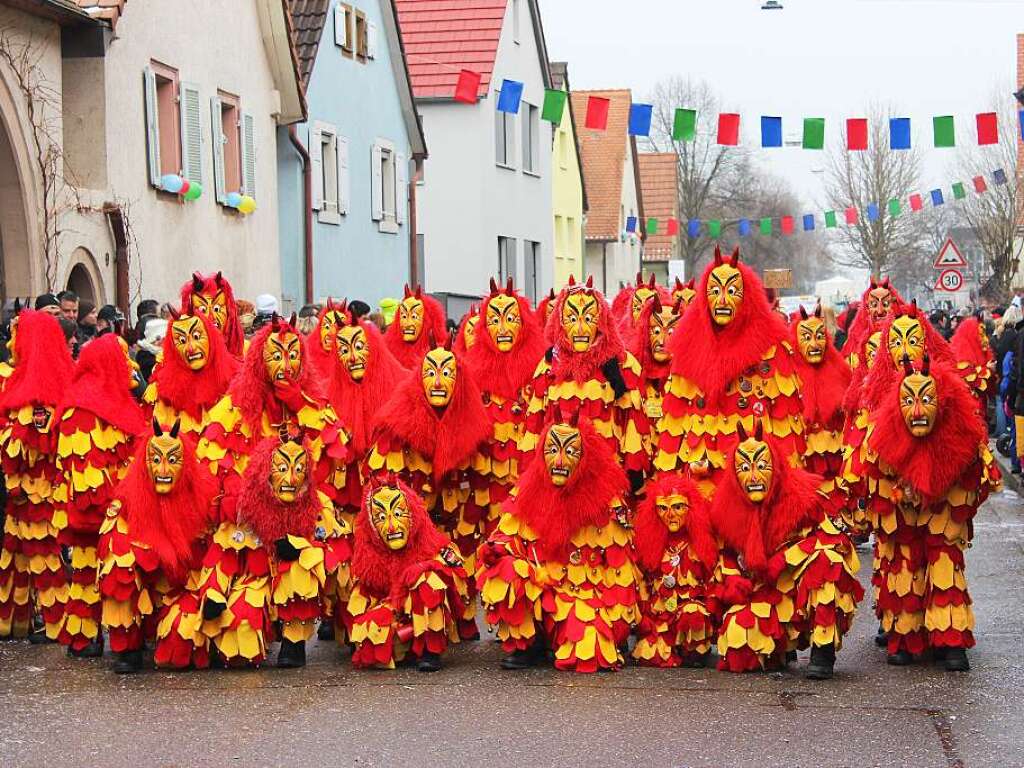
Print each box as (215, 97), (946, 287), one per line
(238, 196), (257, 215)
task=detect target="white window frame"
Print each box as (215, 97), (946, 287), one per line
(521, 102), (539, 176)
(178, 82), (203, 186)
(311, 121), (341, 224)
(372, 138), (399, 234)
(495, 89), (516, 169)
(512, 0), (521, 44)
(498, 236), (517, 284)
(524, 240), (539, 303)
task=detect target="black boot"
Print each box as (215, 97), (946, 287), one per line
(112, 649), (144, 674)
(276, 639), (306, 669)
(874, 623), (888, 648)
(886, 649), (913, 666)
(682, 651), (710, 669)
(417, 651), (442, 672)
(942, 647), (970, 672)
(68, 634), (104, 659)
(28, 630), (54, 645)
(317, 621), (335, 642)
(501, 638), (546, 670)
(805, 644), (836, 680)
(785, 650), (798, 664)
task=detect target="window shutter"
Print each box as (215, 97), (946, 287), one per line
(367, 22), (378, 59)
(178, 82), (203, 184)
(240, 111), (257, 198)
(210, 95), (226, 202)
(337, 135), (350, 215)
(333, 3), (348, 47)
(143, 67), (161, 187)
(395, 152), (406, 224)
(309, 124), (323, 210)
(370, 143), (383, 221)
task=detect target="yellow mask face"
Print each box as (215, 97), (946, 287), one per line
(888, 316), (924, 365)
(673, 285), (696, 308)
(543, 423), (582, 486)
(263, 331), (302, 384)
(398, 297), (425, 343)
(561, 292), (600, 352)
(707, 264), (743, 326)
(318, 310), (346, 354)
(369, 485), (411, 551)
(655, 493), (689, 533)
(979, 323), (990, 352)
(899, 371), (938, 437)
(865, 331), (882, 370)
(191, 290), (228, 333)
(866, 287), (893, 323)
(734, 437), (773, 503)
(649, 305), (680, 363)
(486, 294), (523, 352)
(6, 319), (17, 366)
(118, 336), (141, 386)
(146, 433), (184, 495)
(171, 315), (210, 371)
(421, 347), (457, 408)
(269, 441), (308, 503)
(796, 317), (827, 365)
(461, 314), (479, 350)
(336, 324), (369, 382)
(631, 286), (656, 322)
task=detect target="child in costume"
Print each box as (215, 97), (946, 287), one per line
(180, 271), (245, 358)
(714, 424), (863, 679)
(0, 310), (74, 641)
(348, 475), (470, 671)
(478, 416), (641, 673)
(383, 285), (448, 370)
(55, 334), (145, 655)
(631, 472), (719, 668)
(199, 436), (349, 668)
(97, 419), (217, 672)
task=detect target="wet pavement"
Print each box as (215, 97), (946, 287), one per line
(2, 485), (1022, 768)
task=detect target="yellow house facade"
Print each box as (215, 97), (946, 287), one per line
(549, 63), (586, 289)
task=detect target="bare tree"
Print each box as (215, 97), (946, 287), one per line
(824, 108), (928, 278)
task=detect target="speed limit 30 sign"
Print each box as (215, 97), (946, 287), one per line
(935, 268), (964, 292)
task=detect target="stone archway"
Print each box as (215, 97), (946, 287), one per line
(64, 247), (103, 304)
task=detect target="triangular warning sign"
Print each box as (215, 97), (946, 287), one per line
(933, 238), (966, 268)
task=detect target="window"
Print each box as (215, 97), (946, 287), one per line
(211, 93), (255, 205)
(335, 3), (354, 57)
(355, 10), (368, 61)
(524, 240), (539, 303)
(554, 215), (565, 259)
(495, 90), (516, 168)
(559, 127), (569, 170)
(310, 121), (349, 225)
(219, 92), (241, 193)
(512, 0), (520, 43)
(498, 237), (517, 284)
(521, 102), (539, 175)
(371, 139), (405, 233)
(143, 62), (203, 192)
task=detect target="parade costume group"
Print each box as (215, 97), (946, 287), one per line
(0, 248), (999, 679)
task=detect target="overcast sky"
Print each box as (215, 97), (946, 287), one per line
(540, 0), (1022, 210)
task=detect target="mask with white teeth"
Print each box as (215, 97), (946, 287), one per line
(171, 315), (210, 371)
(263, 329), (302, 386)
(734, 435), (773, 503)
(543, 423), (582, 487)
(269, 441), (308, 504)
(146, 428), (184, 495)
(561, 292), (600, 353)
(421, 346), (456, 408)
(796, 316), (827, 365)
(370, 485), (410, 551)
(485, 294), (522, 352)
(337, 324), (370, 382)
(899, 359), (937, 438)
(706, 260), (743, 327)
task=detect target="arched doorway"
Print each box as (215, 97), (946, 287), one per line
(0, 93), (33, 304)
(64, 248), (102, 304)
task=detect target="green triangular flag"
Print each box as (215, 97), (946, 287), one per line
(646, 217), (659, 234)
(541, 89), (568, 124)
(888, 198), (901, 217)
(824, 210), (837, 228)
(802, 117), (825, 150)
(952, 182), (966, 200)
(933, 115), (955, 148)
(760, 217), (772, 235)
(708, 219), (721, 238)
(673, 108), (697, 142)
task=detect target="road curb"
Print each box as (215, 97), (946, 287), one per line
(993, 447), (1021, 495)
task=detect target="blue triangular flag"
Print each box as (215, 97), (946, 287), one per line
(628, 103), (654, 137)
(993, 168), (1008, 186)
(738, 218), (751, 237)
(802, 214), (815, 232)
(889, 117), (911, 150)
(866, 203), (879, 221)
(625, 215), (637, 233)
(761, 116), (783, 148)
(931, 189), (944, 206)
(497, 80), (524, 114)
(687, 219), (700, 238)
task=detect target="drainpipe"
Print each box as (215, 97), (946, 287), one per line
(409, 160), (421, 288)
(104, 204), (130, 319)
(288, 126), (314, 304)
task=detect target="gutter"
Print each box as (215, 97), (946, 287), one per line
(288, 126), (314, 304)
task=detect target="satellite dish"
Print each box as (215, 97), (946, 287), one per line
(761, 1), (784, 8)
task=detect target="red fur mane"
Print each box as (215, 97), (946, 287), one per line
(627, 294), (679, 383)
(0, 310), (73, 411)
(383, 292), (447, 370)
(150, 313), (238, 419)
(179, 272), (244, 357)
(843, 279), (906, 364)
(632, 472), (717, 572)
(789, 315), (851, 425)
(452, 305), (479, 358)
(950, 317), (991, 368)
(466, 289), (547, 401)
(237, 437), (322, 543)
(60, 334), (145, 436)
(545, 285), (625, 383)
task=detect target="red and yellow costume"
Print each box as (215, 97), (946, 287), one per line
(631, 472), (719, 668)
(628, 294), (683, 454)
(198, 437), (349, 667)
(97, 422), (217, 671)
(464, 279), (547, 534)
(654, 247), (803, 487)
(671, 277), (697, 308)
(714, 426), (863, 677)
(306, 299), (349, 380)
(180, 271), (245, 358)
(348, 475), (470, 671)
(55, 335), (145, 653)
(950, 315), (994, 416)
(611, 272), (667, 335)
(453, 304), (479, 357)
(535, 288), (557, 330)
(144, 312), (239, 437)
(383, 285), (447, 370)
(0, 311), (74, 639)
(478, 418), (641, 673)
(842, 277), (904, 369)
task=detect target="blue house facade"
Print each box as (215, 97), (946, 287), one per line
(279, 0), (426, 311)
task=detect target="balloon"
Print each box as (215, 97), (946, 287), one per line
(179, 179), (190, 196)
(238, 195), (257, 215)
(161, 174), (183, 194)
(225, 192), (242, 208)
(183, 182), (203, 201)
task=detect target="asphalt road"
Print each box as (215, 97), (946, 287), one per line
(2, 483), (1022, 768)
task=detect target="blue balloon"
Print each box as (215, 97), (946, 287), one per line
(225, 192), (242, 208)
(161, 174), (183, 194)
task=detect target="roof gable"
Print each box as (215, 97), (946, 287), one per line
(638, 153), (678, 261)
(288, 0), (330, 88)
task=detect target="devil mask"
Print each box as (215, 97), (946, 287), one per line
(368, 483), (411, 551)
(421, 345), (457, 408)
(170, 314), (210, 371)
(543, 422), (582, 487)
(269, 440), (309, 503)
(147, 419), (184, 495)
(337, 323), (370, 382)
(706, 254), (743, 326)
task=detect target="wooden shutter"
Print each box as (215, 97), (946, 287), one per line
(337, 135), (350, 215)
(240, 111), (256, 198)
(309, 124), (323, 210)
(143, 66), (161, 187)
(178, 82), (203, 184)
(367, 22), (378, 59)
(395, 152), (406, 224)
(210, 95), (226, 202)
(333, 3), (347, 47)
(370, 143), (383, 221)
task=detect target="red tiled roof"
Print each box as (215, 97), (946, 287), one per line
(73, 0), (126, 27)
(394, 0), (507, 99)
(638, 153), (678, 262)
(288, 0), (330, 89)
(571, 89), (632, 241)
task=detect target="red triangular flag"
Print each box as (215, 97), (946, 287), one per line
(973, 175), (988, 193)
(847, 118), (868, 151)
(585, 96), (610, 130)
(717, 113), (740, 145)
(976, 112), (998, 146)
(845, 206), (858, 225)
(780, 215), (794, 235)
(909, 193), (923, 212)
(666, 217), (679, 236)
(454, 70), (481, 103)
